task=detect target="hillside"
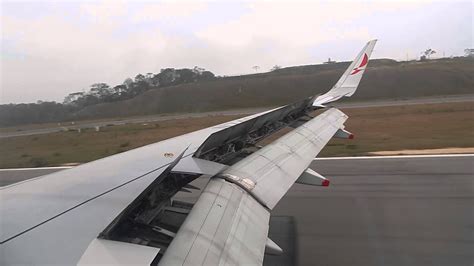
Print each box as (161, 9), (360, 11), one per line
(1, 57), (472, 126)
(74, 57), (473, 120)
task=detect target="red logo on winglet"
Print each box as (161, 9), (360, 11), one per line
(350, 53), (368, 75)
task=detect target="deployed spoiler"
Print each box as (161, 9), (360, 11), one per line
(194, 40), (377, 164)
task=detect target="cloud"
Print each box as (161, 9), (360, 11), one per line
(1, 1), (471, 104)
(196, 1), (410, 48)
(1, 11), (171, 103)
(81, 0), (127, 21)
(132, 1), (208, 22)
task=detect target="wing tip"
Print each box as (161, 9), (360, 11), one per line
(312, 39), (378, 106)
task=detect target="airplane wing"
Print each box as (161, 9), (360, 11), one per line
(158, 108), (348, 265)
(0, 40), (376, 265)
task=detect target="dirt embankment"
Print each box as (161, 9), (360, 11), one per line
(75, 58), (474, 120)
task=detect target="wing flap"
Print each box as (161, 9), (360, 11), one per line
(172, 157), (228, 176)
(218, 108), (348, 209)
(158, 178), (269, 266)
(78, 239), (160, 265)
(296, 168), (330, 186)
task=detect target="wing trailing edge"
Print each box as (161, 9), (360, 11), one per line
(334, 127), (354, 139)
(216, 108), (348, 209)
(296, 168), (330, 187)
(265, 238), (284, 255)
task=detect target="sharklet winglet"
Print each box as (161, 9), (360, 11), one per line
(313, 39), (377, 106)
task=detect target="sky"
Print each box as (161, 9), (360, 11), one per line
(1, 0), (472, 104)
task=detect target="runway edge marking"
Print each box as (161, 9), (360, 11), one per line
(314, 154), (474, 160)
(0, 166), (74, 171)
(1, 154), (473, 172)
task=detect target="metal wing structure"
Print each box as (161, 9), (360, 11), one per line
(159, 109), (348, 265)
(0, 40), (376, 266)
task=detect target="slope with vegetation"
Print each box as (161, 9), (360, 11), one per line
(1, 57), (472, 126)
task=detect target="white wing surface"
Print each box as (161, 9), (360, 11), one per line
(159, 108), (347, 265)
(221, 108), (347, 209)
(313, 39), (377, 106)
(159, 178), (270, 265)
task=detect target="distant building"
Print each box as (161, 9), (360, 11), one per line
(464, 49), (474, 57)
(323, 57), (336, 64)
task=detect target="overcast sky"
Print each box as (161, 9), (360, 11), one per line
(1, 0), (472, 104)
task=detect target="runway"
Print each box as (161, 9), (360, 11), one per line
(1, 155), (473, 266)
(274, 155), (474, 266)
(2, 94), (473, 139)
(0, 167), (72, 187)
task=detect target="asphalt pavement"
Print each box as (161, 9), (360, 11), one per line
(0, 167), (72, 187)
(271, 155), (474, 266)
(1, 155), (473, 266)
(2, 94), (473, 139)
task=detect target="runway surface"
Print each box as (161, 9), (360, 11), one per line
(0, 167), (72, 187)
(1, 155), (473, 266)
(2, 94), (472, 139)
(276, 155), (474, 266)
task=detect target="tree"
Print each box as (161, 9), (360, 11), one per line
(145, 73), (154, 79)
(252, 65), (260, 73)
(135, 74), (146, 83)
(0, 101), (72, 126)
(420, 48), (436, 60)
(149, 74), (161, 86)
(158, 68), (178, 86)
(200, 71), (215, 80)
(123, 78), (133, 88)
(89, 83), (111, 99)
(111, 85), (128, 100)
(142, 73), (158, 86)
(193, 66), (205, 75)
(270, 65), (281, 71)
(63, 92), (85, 105)
(177, 68), (196, 83)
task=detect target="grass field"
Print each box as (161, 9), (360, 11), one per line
(319, 101), (474, 156)
(0, 102), (472, 168)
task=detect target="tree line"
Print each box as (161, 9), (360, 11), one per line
(0, 67), (215, 126)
